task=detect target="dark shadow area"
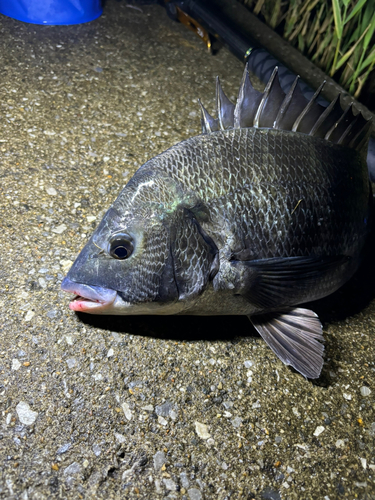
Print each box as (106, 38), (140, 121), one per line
(76, 310), (254, 342)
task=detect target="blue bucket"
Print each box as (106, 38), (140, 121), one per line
(0, 0), (103, 25)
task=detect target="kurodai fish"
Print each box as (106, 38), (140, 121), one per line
(61, 66), (372, 378)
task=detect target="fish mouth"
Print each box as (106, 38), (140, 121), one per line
(61, 277), (117, 313)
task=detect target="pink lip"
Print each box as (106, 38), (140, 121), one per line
(61, 277), (117, 313)
(68, 297), (106, 312)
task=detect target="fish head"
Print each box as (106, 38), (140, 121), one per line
(61, 170), (219, 315)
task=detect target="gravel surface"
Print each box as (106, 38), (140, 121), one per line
(0, 2), (375, 499)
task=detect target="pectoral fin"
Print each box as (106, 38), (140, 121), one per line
(236, 255), (350, 309)
(249, 308), (324, 379)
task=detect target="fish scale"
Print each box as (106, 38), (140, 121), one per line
(62, 66), (372, 379)
(144, 128), (367, 261)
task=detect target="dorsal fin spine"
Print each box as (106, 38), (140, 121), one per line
(234, 64), (263, 129)
(199, 99), (215, 134)
(325, 103), (352, 141)
(309, 94), (339, 137)
(337, 114), (359, 145)
(292, 81), (325, 133)
(253, 66), (279, 128)
(216, 77), (235, 130)
(234, 62), (248, 129)
(234, 62), (249, 129)
(349, 119), (372, 150)
(274, 76), (300, 129)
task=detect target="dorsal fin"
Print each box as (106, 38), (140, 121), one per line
(308, 95), (342, 138)
(255, 68), (286, 128)
(198, 66), (372, 150)
(254, 67), (277, 127)
(292, 81), (326, 134)
(199, 99), (219, 134)
(349, 117), (372, 151)
(234, 62), (262, 129)
(274, 76), (301, 130)
(216, 77), (235, 130)
(337, 114), (359, 146)
(325, 104), (354, 142)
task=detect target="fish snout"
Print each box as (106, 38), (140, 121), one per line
(61, 277), (117, 312)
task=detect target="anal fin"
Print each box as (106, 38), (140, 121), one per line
(249, 308), (324, 379)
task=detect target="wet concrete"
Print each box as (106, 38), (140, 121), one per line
(0, 2), (374, 499)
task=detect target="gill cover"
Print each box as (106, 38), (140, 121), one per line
(170, 206), (219, 300)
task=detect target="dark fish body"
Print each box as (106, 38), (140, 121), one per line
(62, 67), (372, 378)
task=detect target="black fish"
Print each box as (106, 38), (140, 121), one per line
(61, 66), (372, 378)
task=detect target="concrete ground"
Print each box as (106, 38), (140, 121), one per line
(0, 1), (374, 499)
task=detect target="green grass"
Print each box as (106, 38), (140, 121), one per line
(241, 0), (375, 99)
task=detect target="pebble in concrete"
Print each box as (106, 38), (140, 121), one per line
(153, 451), (166, 471)
(360, 386), (371, 396)
(11, 359), (21, 371)
(194, 421), (211, 440)
(63, 462), (81, 476)
(188, 488), (202, 500)
(15, 402), (38, 426)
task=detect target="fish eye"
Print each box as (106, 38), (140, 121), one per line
(108, 233), (134, 260)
